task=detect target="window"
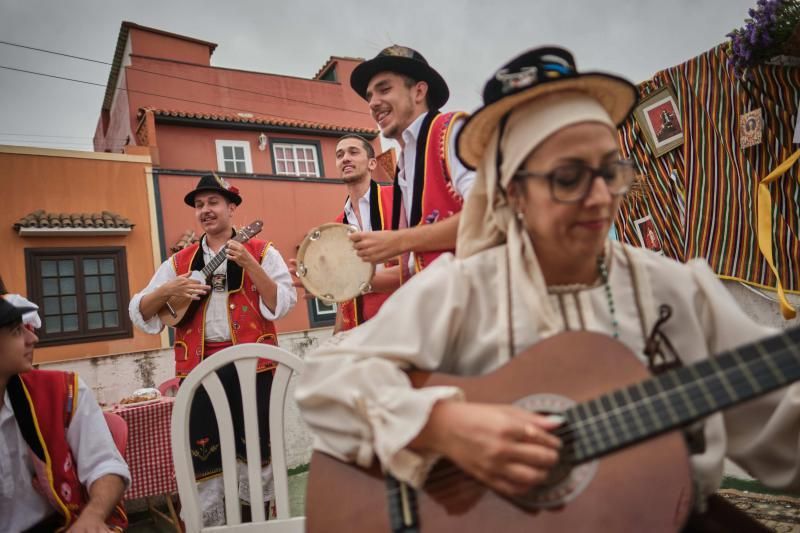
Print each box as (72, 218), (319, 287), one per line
(215, 140), (253, 173)
(26, 247), (132, 346)
(272, 142), (321, 177)
(307, 298), (336, 328)
(318, 65), (337, 82)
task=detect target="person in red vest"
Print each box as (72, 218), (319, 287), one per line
(129, 174), (297, 526)
(0, 290), (130, 532)
(347, 45), (476, 283)
(331, 134), (400, 332)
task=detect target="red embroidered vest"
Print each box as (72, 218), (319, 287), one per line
(8, 370), (128, 531)
(392, 111), (466, 280)
(335, 181), (394, 331)
(171, 238), (278, 377)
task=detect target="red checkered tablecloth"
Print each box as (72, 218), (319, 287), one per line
(110, 397), (177, 500)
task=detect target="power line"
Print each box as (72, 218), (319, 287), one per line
(0, 40), (108, 65)
(1, 140), (97, 147)
(0, 131), (126, 140)
(0, 39), (371, 116)
(0, 64), (376, 129)
(0, 65), (105, 88)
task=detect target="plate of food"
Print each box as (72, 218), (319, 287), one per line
(119, 388), (161, 406)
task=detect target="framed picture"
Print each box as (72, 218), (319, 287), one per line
(634, 86), (684, 157)
(634, 215), (664, 255)
(739, 108), (763, 149)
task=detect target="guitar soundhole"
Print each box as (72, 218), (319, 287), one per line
(511, 393), (598, 510)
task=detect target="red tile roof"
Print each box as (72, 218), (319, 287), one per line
(141, 108), (378, 136)
(171, 229), (199, 253)
(14, 210), (133, 230)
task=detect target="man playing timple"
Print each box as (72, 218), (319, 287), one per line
(347, 45), (475, 281)
(129, 174), (297, 525)
(0, 290), (130, 532)
(331, 134), (399, 332)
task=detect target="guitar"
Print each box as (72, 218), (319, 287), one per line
(306, 327), (800, 532)
(157, 220), (263, 327)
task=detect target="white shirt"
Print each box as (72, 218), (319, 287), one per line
(0, 377), (131, 532)
(296, 243), (800, 499)
(129, 237), (296, 339)
(397, 112), (475, 271)
(342, 187), (373, 232)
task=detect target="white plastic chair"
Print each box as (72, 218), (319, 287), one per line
(171, 343), (306, 532)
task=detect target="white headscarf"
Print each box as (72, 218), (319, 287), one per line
(456, 91), (615, 337)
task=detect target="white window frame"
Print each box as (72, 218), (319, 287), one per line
(272, 142), (321, 177)
(215, 140), (253, 173)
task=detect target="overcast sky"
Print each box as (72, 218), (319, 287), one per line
(0, 0), (755, 151)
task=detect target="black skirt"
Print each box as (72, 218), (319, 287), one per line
(187, 364), (273, 480)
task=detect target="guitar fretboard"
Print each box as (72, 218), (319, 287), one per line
(201, 247), (229, 278)
(564, 326), (800, 464)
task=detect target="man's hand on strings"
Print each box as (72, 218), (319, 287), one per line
(226, 240), (258, 270)
(160, 273), (209, 301)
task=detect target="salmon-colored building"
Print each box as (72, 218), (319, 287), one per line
(93, 22), (386, 332)
(0, 145), (163, 364)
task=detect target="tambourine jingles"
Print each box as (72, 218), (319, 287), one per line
(295, 223), (374, 304)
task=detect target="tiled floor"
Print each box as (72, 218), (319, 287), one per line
(128, 471), (308, 532)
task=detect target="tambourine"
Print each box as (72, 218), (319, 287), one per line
(295, 223), (374, 304)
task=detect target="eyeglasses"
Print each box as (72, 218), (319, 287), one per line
(513, 160), (635, 204)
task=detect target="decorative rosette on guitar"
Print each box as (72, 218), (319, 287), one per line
(296, 223), (374, 304)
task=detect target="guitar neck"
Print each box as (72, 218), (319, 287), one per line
(199, 230), (253, 279)
(200, 247), (229, 278)
(565, 326), (800, 464)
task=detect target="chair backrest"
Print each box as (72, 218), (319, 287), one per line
(103, 411), (128, 457)
(158, 377), (181, 397)
(171, 343), (306, 533)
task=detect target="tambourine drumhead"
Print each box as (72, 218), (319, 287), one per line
(296, 223), (374, 303)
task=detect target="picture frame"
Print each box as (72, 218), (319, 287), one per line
(634, 215), (664, 255)
(634, 86), (684, 157)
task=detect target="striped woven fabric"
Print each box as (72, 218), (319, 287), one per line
(615, 44), (800, 292)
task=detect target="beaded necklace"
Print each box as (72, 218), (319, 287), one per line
(597, 255), (619, 339)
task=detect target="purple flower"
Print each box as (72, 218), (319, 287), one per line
(728, 0), (799, 77)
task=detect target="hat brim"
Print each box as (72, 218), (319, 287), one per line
(184, 187), (242, 207)
(0, 305), (36, 328)
(351, 56), (450, 110)
(457, 73), (638, 170)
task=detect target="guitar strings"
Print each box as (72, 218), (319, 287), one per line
(549, 343), (799, 458)
(407, 339), (800, 492)
(200, 228), (249, 276)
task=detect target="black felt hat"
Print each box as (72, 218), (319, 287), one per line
(183, 173), (242, 207)
(0, 297), (36, 328)
(350, 45), (449, 110)
(456, 46), (639, 169)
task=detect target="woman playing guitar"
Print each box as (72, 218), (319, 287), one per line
(296, 47), (800, 532)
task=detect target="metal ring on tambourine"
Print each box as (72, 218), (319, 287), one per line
(295, 223), (375, 303)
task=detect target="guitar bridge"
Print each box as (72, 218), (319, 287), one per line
(385, 474), (420, 533)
